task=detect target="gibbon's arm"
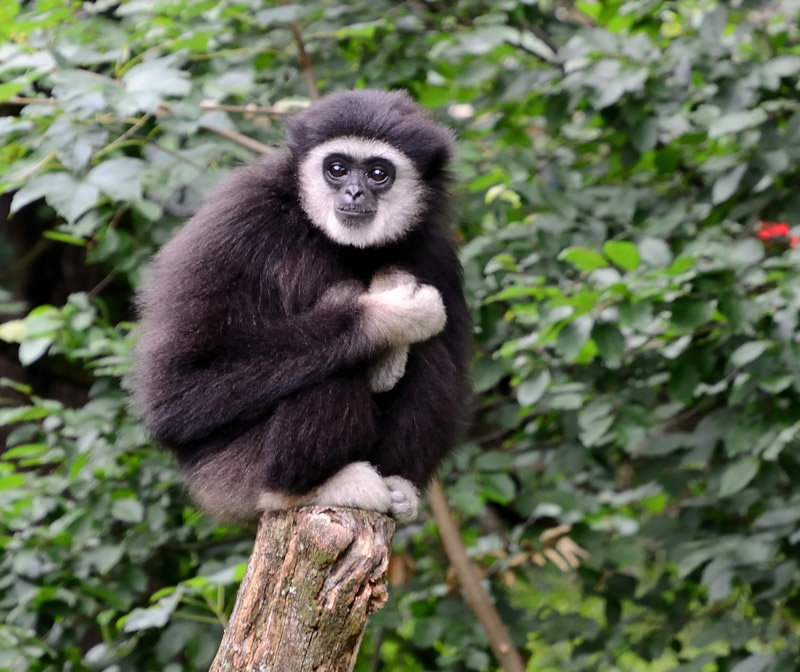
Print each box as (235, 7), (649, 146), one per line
(137, 301), (365, 448)
(137, 278), (446, 449)
(373, 286), (471, 486)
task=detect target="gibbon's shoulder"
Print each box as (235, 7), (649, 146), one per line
(193, 149), (298, 231)
(154, 150), (300, 266)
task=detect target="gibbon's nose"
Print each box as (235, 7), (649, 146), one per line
(344, 184), (364, 202)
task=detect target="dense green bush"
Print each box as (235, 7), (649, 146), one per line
(2, 1), (800, 670)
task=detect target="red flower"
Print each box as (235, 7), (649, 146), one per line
(754, 220), (799, 250)
(756, 221), (790, 240)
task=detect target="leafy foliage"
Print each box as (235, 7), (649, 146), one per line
(2, 1), (800, 670)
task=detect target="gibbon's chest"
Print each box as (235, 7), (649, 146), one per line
(257, 230), (391, 316)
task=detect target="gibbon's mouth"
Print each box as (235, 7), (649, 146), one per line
(335, 207), (376, 226)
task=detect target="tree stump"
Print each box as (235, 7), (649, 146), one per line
(209, 507), (396, 672)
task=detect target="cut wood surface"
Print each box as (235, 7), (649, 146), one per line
(209, 507), (395, 672)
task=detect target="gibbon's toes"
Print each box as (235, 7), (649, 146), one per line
(310, 462), (392, 513)
(384, 476), (419, 521)
(369, 267), (418, 294)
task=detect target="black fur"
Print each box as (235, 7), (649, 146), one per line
(134, 90), (471, 523)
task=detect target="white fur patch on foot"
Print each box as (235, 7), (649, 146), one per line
(258, 490), (291, 512)
(384, 476), (419, 521)
(308, 462), (392, 513)
(369, 345), (409, 393)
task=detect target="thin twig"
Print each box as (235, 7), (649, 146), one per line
(280, 0), (320, 100)
(87, 273), (115, 299)
(428, 480), (527, 672)
(199, 101), (288, 116)
(9, 150), (58, 184)
(0, 238), (52, 283)
(6, 96), (58, 106)
(204, 126), (275, 154)
(94, 113), (153, 160)
(369, 627), (386, 672)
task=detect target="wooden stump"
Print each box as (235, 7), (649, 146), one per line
(209, 507), (396, 672)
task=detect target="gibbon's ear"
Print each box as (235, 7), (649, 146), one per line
(423, 143), (454, 181)
(284, 114), (307, 155)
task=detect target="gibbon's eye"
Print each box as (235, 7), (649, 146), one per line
(327, 163), (348, 179)
(367, 167), (388, 183)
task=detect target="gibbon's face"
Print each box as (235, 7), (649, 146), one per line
(298, 136), (425, 248)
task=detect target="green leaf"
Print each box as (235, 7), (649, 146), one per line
(0, 475), (25, 490)
(729, 655), (774, 672)
(19, 337), (53, 365)
(43, 231), (87, 246)
(560, 247), (608, 271)
(472, 357), (505, 393)
(10, 173), (99, 224)
(516, 370), (550, 407)
(709, 109), (767, 138)
(712, 164), (746, 204)
(3, 443), (48, 459)
(482, 473), (516, 504)
(719, 457), (759, 497)
(665, 256), (695, 275)
(730, 341), (770, 368)
(0, 320), (25, 343)
(592, 323), (625, 362)
(111, 498), (144, 524)
(603, 241), (640, 271)
(671, 299), (715, 331)
(87, 158), (146, 202)
(122, 593), (180, 632)
(0, 406), (51, 425)
(474, 451), (515, 472)
(0, 82), (24, 102)
(555, 316), (594, 361)
(753, 506), (800, 529)
(255, 5), (300, 25)
(638, 238), (672, 267)
(336, 21), (386, 40)
(121, 57), (191, 105)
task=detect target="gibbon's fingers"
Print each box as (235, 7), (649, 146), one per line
(368, 346), (409, 393)
(369, 267), (418, 294)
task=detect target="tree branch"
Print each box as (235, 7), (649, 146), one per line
(280, 0), (320, 101)
(203, 126), (275, 154)
(209, 507), (394, 672)
(428, 480), (527, 672)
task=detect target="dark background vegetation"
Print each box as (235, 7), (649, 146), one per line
(2, 1), (800, 670)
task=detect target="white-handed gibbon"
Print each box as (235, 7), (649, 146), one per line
(134, 90), (471, 524)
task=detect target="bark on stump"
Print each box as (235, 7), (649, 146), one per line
(209, 506), (396, 672)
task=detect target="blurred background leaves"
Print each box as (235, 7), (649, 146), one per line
(2, 0), (800, 670)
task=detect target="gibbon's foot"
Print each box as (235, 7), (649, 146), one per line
(368, 345), (409, 393)
(384, 475), (419, 521)
(305, 462), (393, 512)
(257, 464), (420, 521)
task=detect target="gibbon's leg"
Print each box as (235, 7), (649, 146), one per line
(372, 338), (465, 491)
(182, 372), (377, 524)
(258, 372), (379, 493)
